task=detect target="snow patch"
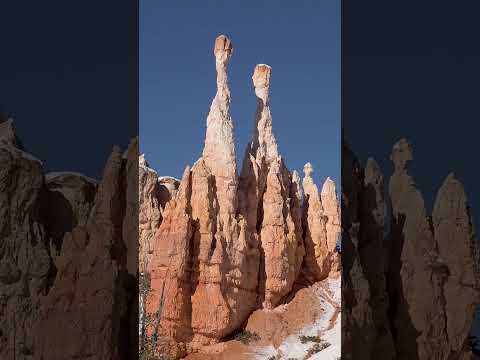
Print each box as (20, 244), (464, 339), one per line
(46, 171), (98, 184)
(253, 277), (341, 359)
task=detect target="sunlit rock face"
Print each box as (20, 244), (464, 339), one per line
(142, 35), (341, 359)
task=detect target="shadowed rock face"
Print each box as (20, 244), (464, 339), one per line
(389, 138), (446, 359)
(0, 126), (139, 360)
(433, 174), (478, 357)
(342, 136), (480, 360)
(143, 35), (340, 359)
(42, 172), (97, 253)
(139, 155), (163, 274)
(0, 142), (49, 360)
(0, 117), (19, 146)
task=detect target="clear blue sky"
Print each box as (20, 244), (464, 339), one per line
(140, 1), (340, 188)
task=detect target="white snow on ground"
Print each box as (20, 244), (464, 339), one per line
(253, 277), (341, 360)
(158, 176), (180, 183)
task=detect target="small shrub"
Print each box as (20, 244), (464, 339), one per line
(234, 330), (261, 345)
(299, 334), (322, 344)
(306, 341), (331, 356)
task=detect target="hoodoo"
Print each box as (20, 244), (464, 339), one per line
(142, 35), (341, 359)
(342, 136), (480, 359)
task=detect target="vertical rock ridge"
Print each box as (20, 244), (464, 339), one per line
(388, 138), (446, 360)
(139, 154), (162, 273)
(239, 63), (277, 227)
(147, 36), (260, 353)
(251, 64), (278, 164)
(321, 176), (341, 257)
(238, 63), (304, 309)
(202, 34), (237, 218)
(432, 173), (480, 357)
(145, 166), (193, 359)
(36, 146), (134, 360)
(0, 117), (18, 146)
(342, 135), (479, 359)
(358, 158), (395, 358)
(188, 36), (260, 346)
(259, 158), (302, 308)
(302, 162), (332, 282)
(341, 139), (376, 360)
(142, 36), (339, 359)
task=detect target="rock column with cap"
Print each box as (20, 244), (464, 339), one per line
(251, 63), (278, 165)
(189, 35), (260, 347)
(321, 176), (341, 254)
(239, 64), (304, 308)
(388, 139), (446, 359)
(202, 34), (237, 218)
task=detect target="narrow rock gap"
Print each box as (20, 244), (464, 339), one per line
(207, 175), (219, 261)
(183, 168), (196, 341)
(386, 212), (420, 359)
(429, 215), (451, 346)
(256, 178), (267, 307)
(113, 155), (136, 360)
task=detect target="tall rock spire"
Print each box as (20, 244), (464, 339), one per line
(251, 63), (278, 164)
(189, 35), (259, 346)
(202, 34), (237, 216)
(432, 173), (480, 356)
(302, 162), (335, 281)
(239, 63), (279, 222)
(321, 176), (340, 254)
(144, 36), (343, 358)
(238, 64), (304, 308)
(388, 138), (445, 359)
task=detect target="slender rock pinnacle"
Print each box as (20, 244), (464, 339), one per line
(302, 162), (334, 281)
(304, 162), (314, 178)
(251, 64), (278, 165)
(189, 35), (259, 346)
(202, 34), (237, 216)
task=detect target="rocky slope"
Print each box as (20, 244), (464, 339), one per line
(141, 35), (341, 360)
(0, 117), (138, 359)
(342, 134), (480, 359)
